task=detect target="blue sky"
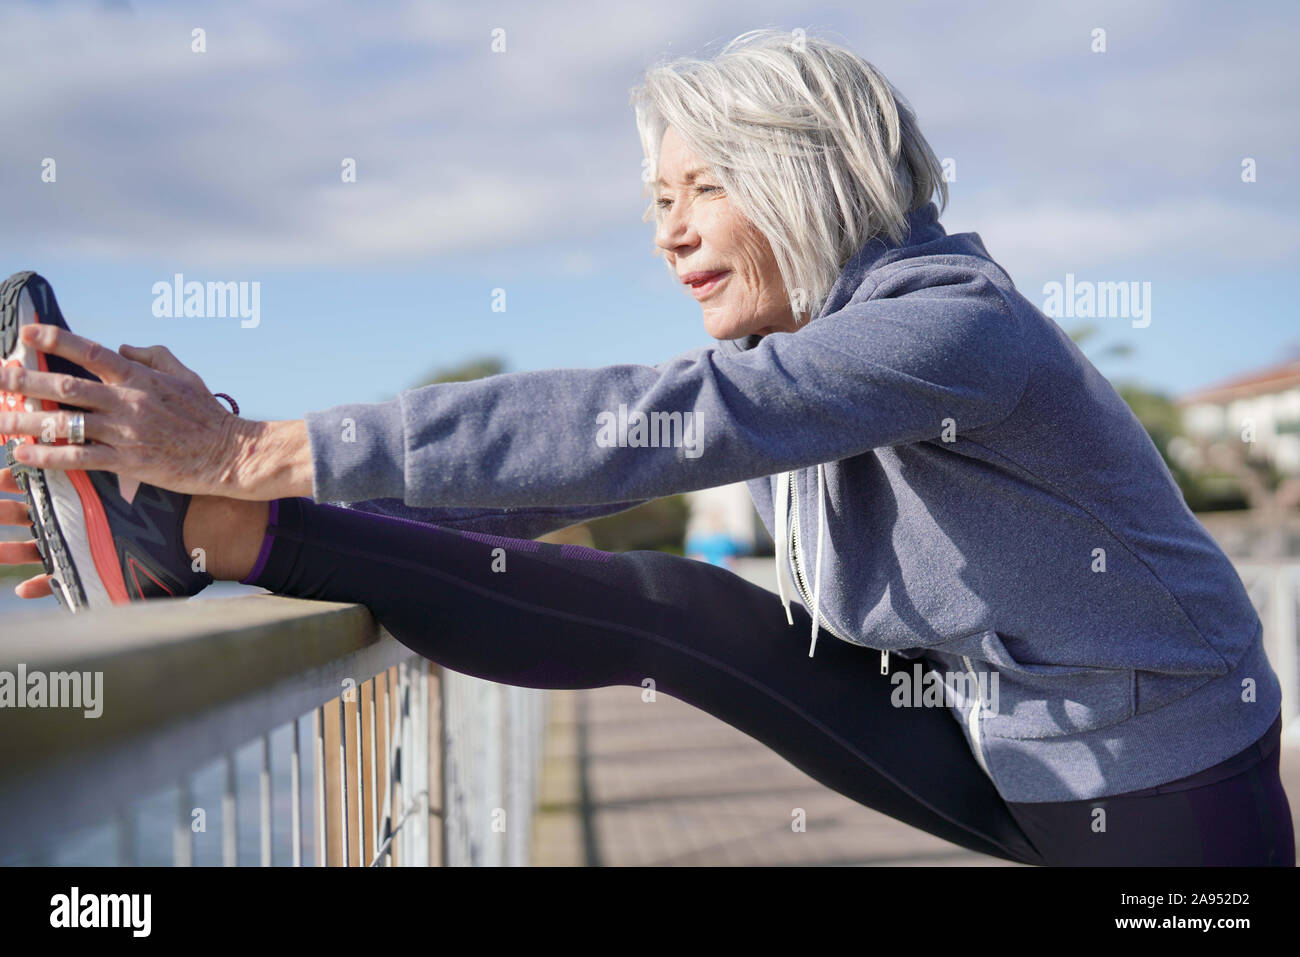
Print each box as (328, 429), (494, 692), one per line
(2, 0), (1296, 422)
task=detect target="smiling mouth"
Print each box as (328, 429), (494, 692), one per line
(683, 270), (730, 300)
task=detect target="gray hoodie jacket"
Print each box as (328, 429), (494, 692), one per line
(303, 201), (1280, 803)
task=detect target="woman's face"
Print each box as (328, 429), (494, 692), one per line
(654, 126), (801, 340)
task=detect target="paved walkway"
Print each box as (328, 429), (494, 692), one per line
(533, 685), (1009, 865)
(532, 684), (1300, 866)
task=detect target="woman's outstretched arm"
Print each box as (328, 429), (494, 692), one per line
(302, 267), (1030, 509)
(3, 262), (1029, 511)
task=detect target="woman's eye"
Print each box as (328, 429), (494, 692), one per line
(656, 185), (720, 210)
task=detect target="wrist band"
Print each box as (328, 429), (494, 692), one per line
(213, 392), (240, 416)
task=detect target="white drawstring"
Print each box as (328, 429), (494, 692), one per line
(772, 467), (830, 657)
(773, 471), (794, 626)
(776, 465), (889, 670)
(808, 463), (827, 658)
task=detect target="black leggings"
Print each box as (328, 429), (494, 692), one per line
(244, 497), (1294, 866)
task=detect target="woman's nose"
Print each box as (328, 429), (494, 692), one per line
(655, 206), (698, 254)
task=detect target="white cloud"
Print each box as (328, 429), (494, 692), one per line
(946, 194), (1300, 280)
(0, 0), (1295, 273)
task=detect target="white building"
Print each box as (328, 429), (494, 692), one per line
(1173, 358), (1300, 474)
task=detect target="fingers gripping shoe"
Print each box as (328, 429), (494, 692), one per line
(1, 270), (213, 611)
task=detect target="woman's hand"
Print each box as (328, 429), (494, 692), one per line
(0, 325), (313, 500)
(0, 466), (53, 599)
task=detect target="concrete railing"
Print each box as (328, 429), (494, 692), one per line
(0, 595), (547, 866)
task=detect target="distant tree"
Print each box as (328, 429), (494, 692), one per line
(413, 357), (507, 387)
(583, 495), (689, 553)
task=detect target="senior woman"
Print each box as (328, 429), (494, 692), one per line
(0, 30), (1292, 867)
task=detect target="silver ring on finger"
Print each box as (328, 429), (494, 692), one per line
(67, 412), (86, 446)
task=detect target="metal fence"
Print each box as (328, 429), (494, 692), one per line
(0, 596), (551, 866)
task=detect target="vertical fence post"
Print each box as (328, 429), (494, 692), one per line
(353, 680), (365, 866)
(314, 706), (327, 867)
(430, 663), (445, 867)
(291, 718), (303, 867)
(368, 678), (379, 861)
(338, 692), (350, 867)
(503, 685), (517, 866)
(260, 734), (273, 866)
(406, 659), (420, 866)
(173, 776), (193, 867)
(401, 659), (417, 864)
(321, 698), (344, 866)
(382, 668), (394, 866)
(392, 665), (403, 868)
(222, 753), (237, 867)
(411, 659), (430, 866)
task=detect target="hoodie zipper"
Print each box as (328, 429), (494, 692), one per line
(786, 469), (888, 670)
(961, 654), (992, 777)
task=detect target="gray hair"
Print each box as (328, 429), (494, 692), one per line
(630, 28), (949, 324)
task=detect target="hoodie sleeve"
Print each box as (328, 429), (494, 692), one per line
(303, 263), (1029, 508)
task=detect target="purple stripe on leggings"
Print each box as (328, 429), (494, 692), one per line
(449, 527), (542, 552)
(559, 543), (615, 562)
(240, 499), (280, 585)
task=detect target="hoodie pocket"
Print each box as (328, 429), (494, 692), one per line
(934, 630), (1136, 740)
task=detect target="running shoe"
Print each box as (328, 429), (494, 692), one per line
(0, 270), (213, 611)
